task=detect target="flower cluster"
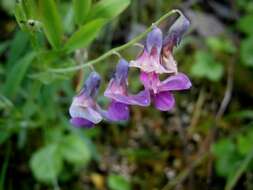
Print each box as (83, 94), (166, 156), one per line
(69, 14), (192, 128)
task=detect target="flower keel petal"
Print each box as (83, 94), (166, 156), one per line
(153, 91), (175, 111)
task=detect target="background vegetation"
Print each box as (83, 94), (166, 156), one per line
(0, 0), (253, 189)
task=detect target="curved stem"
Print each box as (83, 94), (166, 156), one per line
(49, 9), (182, 73)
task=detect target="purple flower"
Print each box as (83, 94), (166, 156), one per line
(69, 72), (103, 128)
(130, 26), (178, 74)
(104, 59), (150, 121)
(129, 13), (191, 111)
(162, 13), (190, 72)
(140, 72), (191, 111)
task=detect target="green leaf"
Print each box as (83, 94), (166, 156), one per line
(30, 144), (63, 184)
(14, 1), (27, 28)
(89, 0), (130, 20)
(60, 134), (92, 165)
(206, 37), (236, 54)
(212, 139), (241, 177)
(191, 51), (224, 81)
(64, 19), (106, 53)
(73, 0), (91, 25)
(108, 174), (131, 190)
(240, 37), (253, 67)
(3, 52), (36, 98)
(7, 30), (29, 68)
(237, 14), (253, 35)
(29, 72), (71, 84)
(21, 0), (38, 19)
(39, 0), (63, 49)
(225, 148), (253, 190)
(0, 128), (11, 145)
(0, 41), (9, 55)
(236, 129), (253, 155)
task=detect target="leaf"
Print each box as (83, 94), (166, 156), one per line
(89, 0), (130, 20)
(21, 0), (38, 19)
(39, 0), (63, 49)
(14, 1), (27, 27)
(108, 174), (131, 190)
(191, 51), (224, 81)
(29, 72), (71, 84)
(73, 0), (91, 25)
(237, 14), (253, 35)
(60, 134), (92, 165)
(64, 19), (106, 53)
(240, 37), (253, 67)
(0, 41), (9, 55)
(206, 37), (236, 54)
(212, 139), (241, 177)
(236, 129), (253, 155)
(7, 30), (30, 68)
(225, 148), (253, 190)
(0, 128), (11, 145)
(30, 144), (63, 184)
(3, 52), (36, 98)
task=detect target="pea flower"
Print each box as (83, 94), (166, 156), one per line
(130, 13), (191, 111)
(162, 13), (190, 70)
(104, 59), (150, 121)
(69, 72), (103, 128)
(140, 72), (191, 111)
(129, 26), (177, 74)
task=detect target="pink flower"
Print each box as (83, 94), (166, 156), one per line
(69, 72), (103, 128)
(140, 72), (191, 111)
(104, 59), (150, 121)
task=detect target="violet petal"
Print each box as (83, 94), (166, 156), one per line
(105, 87), (151, 106)
(159, 73), (192, 92)
(153, 91), (175, 111)
(146, 26), (163, 54)
(70, 117), (94, 128)
(81, 71), (101, 97)
(140, 71), (160, 93)
(163, 13), (190, 50)
(106, 100), (129, 121)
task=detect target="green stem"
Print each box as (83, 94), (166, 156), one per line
(49, 9), (181, 73)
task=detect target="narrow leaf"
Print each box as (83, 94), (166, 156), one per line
(89, 0), (130, 20)
(64, 19), (106, 53)
(3, 52), (36, 98)
(39, 0), (63, 49)
(73, 0), (91, 25)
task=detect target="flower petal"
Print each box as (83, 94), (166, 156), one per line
(105, 87), (150, 106)
(146, 26), (163, 54)
(114, 59), (129, 84)
(161, 53), (178, 74)
(69, 104), (103, 124)
(70, 117), (94, 128)
(159, 73), (192, 92)
(163, 13), (190, 50)
(80, 71), (101, 97)
(106, 101), (129, 121)
(153, 91), (175, 111)
(140, 72), (160, 93)
(129, 50), (172, 74)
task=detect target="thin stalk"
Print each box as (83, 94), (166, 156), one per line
(49, 9), (182, 73)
